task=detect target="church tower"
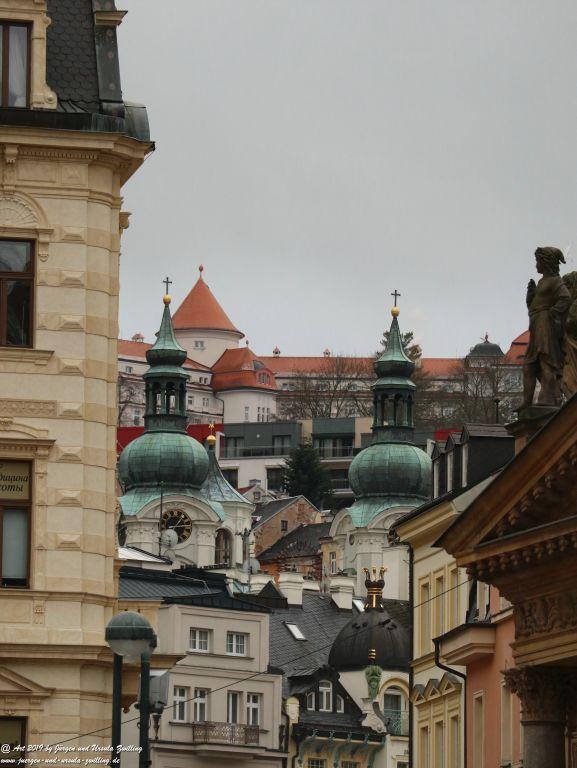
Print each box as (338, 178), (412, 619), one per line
(329, 299), (431, 598)
(118, 295), (252, 567)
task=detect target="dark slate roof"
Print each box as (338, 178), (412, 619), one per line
(258, 523), (330, 563)
(267, 592), (355, 696)
(298, 709), (367, 730)
(119, 567), (218, 600)
(47, 0), (100, 112)
(462, 423), (512, 438)
(253, 496), (304, 527)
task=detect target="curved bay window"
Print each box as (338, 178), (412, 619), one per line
(0, 241), (33, 347)
(215, 528), (232, 566)
(0, 460), (31, 587)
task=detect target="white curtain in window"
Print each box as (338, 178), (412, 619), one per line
(2, 509), (28, 579)
(8, 26), (27, 107)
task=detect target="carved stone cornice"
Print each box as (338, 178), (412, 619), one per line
(0, 399), (57, 418)
(504, 666), (570, 722)
(514, 590), (577, 640)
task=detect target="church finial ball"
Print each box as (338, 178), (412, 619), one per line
(391, 306), (400, 317)
(206, 433), (217, 446)
(199, 264), (204, 274)
(163, 295), (171, 305)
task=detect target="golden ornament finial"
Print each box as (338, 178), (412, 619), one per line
(206, 423), (216, 446)
(163, 295), (171, 305)
(391, 306), (400, 317)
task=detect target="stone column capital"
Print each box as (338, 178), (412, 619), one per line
(504, 666), (570, 723)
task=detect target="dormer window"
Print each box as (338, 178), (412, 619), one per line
(318, 680), (332, 712)
(306, 691), (315, 710)
(0, 23), (30, 108)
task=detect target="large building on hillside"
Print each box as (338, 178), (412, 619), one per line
(118, 268), (526, 428)
(0, 1), (151, 761)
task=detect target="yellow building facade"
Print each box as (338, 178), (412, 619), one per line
(0, 0), (151, 760)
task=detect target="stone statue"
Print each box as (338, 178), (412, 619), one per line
(523, 247), (571, 406)
(562, 271), (577, 397)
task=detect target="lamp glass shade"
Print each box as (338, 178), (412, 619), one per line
(107, 636), (152, 661)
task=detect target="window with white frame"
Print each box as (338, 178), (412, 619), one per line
(244, 406), (250, 421)
(193, 688), (208, 722)
(307, 760), (326, 768)
(227, 691), (241, 723)
(173, 686), (189, 722)
(246, 693), (261, 726)
(285, 622), (306, 640)
(342, 762), (359, 768)
(124, 365), (133, 373)
(189, 628), (209, 652)
(446, 451), (454, 492)
(306, 691), (315, 710)
(336, 695), (344, 713)
(226, 632), (247, 656)
(318, 680), (332, 712)
(329, 551), (337, 575)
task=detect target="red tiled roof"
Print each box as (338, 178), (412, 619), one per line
(420, 357), (461, 377)
(505, 330), (529, 363)
(117, 339), (211, 371)
(260, 356), (375, 375)
(172, 272), (243, 335)
(212, 347), (277, 392)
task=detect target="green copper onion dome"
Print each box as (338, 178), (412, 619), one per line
(118, 295), (209, 499)
(346, 302), (431, 526)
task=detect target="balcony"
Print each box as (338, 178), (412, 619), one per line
(383, 709), (409, 737)
(438, 622), (496, 666)
(221, 445), (291, 459)
(330, 478), (353, 492)
(191, 722), (260, 746)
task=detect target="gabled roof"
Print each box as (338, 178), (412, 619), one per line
(118, 339), (211, 372)
(462, 423), (512, 439)
(252, 496), (313, 528)
(258, 523), (330, 562)
(172, 271), (243, 335)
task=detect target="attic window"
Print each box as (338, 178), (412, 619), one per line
(0, 23), (30, 108)
(352, 598), (365, 613)
(285, 622), (306, 640)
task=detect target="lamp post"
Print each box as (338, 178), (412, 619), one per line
(105, 611), (157, 768)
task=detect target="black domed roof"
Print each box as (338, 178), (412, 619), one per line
(328, 605), (410, 670)
(468, 338), (504, 358)
(329, 568), (410, 671)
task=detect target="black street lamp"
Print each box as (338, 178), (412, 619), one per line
(105, 611), (157, 768)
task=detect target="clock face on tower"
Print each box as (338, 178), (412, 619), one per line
(161, 508), (193, 543)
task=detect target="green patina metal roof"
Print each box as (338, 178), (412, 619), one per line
(374, 314), (415, 380)
(146, 300), (187, 368)
(200, 446), (252, 506)
(119, 431), (209, 492)
(349, 442), (431, 501)
(344, 306), (431, 527)
(119, 487), (224, 520)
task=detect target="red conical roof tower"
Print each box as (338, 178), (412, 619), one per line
(172, 265), (243, 337)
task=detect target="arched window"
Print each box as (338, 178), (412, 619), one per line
(383, 686), (408, 736)
(336, 695), (344, 713)
(215, 529), (232, 566)
(306, 691), (315, 711)
(319, 680), (332, 712)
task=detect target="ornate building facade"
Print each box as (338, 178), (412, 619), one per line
(0, 0), (151, 760)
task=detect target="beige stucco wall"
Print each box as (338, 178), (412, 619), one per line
(0, 104), (150, 761)
(219, 389), (277, 424)
(175, 328), (242, 368)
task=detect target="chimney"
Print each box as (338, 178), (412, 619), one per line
(278, 572), (304, 606)
(249, 573), (272, 594)
(329, 576), (355, 611)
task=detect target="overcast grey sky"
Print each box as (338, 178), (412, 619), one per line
(117, 1), (577, 358)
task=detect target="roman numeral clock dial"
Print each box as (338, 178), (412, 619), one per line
(161, 509), (193, 543)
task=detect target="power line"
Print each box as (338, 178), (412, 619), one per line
(47, 575), (473, 748)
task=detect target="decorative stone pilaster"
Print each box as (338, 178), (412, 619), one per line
(504, 666), (569, 768)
